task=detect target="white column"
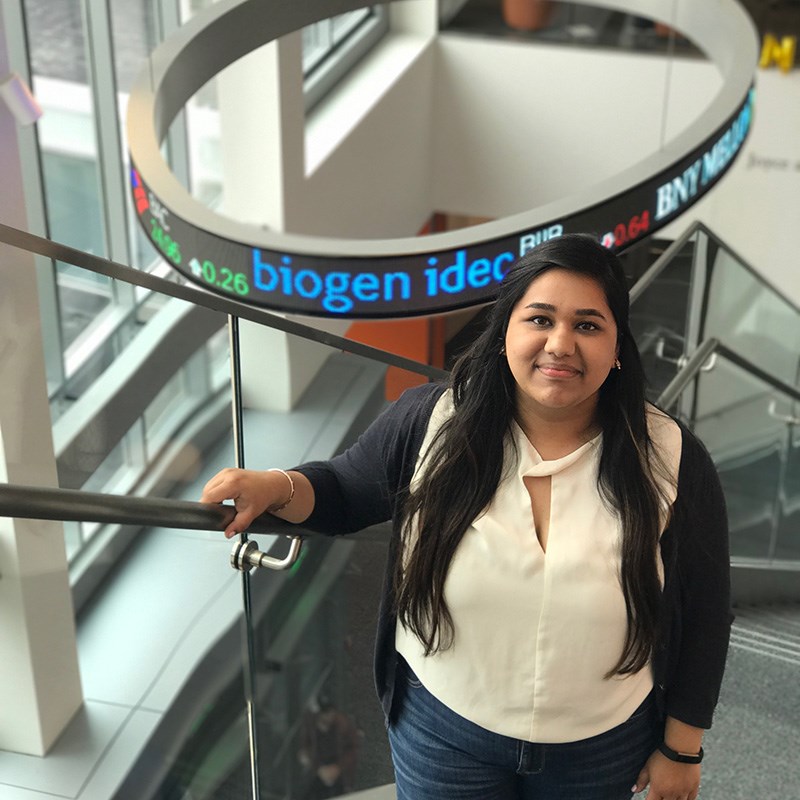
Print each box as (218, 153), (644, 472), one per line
(391, 0), (439, 35)
(218, 32), (346, 411)
(0, 5), (83, 755)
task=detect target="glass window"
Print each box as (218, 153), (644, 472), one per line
(302, 8), (372, 75)
(110, 0), (163, 270)
(304, 6), (389, 111)
(24, 0), (117, 369)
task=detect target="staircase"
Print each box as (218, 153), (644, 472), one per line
(730, 604), (800, 667)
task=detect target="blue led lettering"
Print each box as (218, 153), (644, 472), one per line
(280, 256), (293, 293)
(492, 252), (514, 282)
(384, 272), (411, 302)
(252, 246), (518, 313)
(253, 250), (278, 291)
(352, 273), (380, 302)
(322, 273), (352, 313)
(440, 250), (467, 294)
(295, 269), (322, 299)
(467, 258), (492, 288)
(422, 249), (516, 296)
(424, 267), (438, 296)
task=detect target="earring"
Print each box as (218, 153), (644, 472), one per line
(500, 345), (506, 355)
(614, 358), (621, 370)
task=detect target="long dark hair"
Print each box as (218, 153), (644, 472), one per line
(394, 233), (671, 677)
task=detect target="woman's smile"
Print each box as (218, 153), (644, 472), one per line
(536, 362), (583, 379)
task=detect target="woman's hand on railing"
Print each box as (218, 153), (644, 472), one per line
(201, 468), (314, 537)
(201, 468), (276, 538)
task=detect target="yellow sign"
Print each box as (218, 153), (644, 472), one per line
(759, 34), (797, 73)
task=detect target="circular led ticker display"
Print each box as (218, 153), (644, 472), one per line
(132, 88), (752, 319)
(128, 0), (756, 319)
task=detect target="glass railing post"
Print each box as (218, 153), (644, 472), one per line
(678, 228), (708, 419)
(229, 313), (263, 800)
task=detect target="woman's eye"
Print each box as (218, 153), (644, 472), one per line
(577, 321), (599, 331)
(529, 316), (550, 326)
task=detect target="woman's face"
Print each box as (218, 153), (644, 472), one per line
(504, 268), (619, 420)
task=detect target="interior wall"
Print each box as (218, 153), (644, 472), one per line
(298, 45), (437, 239)
(430, 35), (722, 218)
(428, 34), (799, 308)
(661, 69), (800, 306)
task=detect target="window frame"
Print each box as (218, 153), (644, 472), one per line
(303, 6), (390, 112)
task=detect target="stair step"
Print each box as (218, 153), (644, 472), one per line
(729, 605), (800, 666)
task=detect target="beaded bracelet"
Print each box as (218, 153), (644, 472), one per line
(267, 468), (295, 512)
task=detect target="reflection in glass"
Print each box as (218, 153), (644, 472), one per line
(83, 327), (403, 796)
(689, 356), (791, 561)
(775, 402), (800, 561)
(51, 260), (228, 560)
(702, 245), (800, 391)
(25, 0), (114, 357)
(629, 235), (697, 402)
(235, 336), (398, 798)
(110, 0), (161, 269)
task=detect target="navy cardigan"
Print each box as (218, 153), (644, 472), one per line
(295, 382), (731, 731)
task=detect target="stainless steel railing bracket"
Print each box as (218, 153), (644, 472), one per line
(655, 338), (717, 373)
(768, 399), (800, 426)
(230, 536), (303, 572)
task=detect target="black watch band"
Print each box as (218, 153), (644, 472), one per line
(658, 742), (704, 764)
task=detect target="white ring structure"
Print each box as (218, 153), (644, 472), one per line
(127, 0), (758, 317)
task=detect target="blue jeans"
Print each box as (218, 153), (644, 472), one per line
(388, 660), (661, 800)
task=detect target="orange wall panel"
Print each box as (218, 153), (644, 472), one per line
(346, 317), (445, 401)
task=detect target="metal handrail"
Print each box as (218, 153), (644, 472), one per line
(0, 481), (305, 538)
(2, 342), (797, 539)
(657, 337), (800, 410)
(0, 223), (450, 382)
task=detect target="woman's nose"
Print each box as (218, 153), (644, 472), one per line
(545, 325), (575, 357)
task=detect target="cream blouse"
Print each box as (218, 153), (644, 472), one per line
(395, 390), (682, 743)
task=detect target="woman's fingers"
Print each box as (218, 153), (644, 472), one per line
(200, 469), (272, 537)
(641, 751), (700, 800)
(632, 764), (649, 794)
(200, 468), (240, 504)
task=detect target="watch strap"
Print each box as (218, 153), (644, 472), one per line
(658, 742), (704, 764)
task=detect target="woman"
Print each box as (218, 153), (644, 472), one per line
(201, 234), (731, 800)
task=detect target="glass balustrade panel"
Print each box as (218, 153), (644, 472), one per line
(682, 354), (787, 561)
(237, 327), (440, 799)
(20, 250), (261, 797)
(629, 234), (698, 402)
(701, 243), (800, 391)
(50, 259), (227, 507)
